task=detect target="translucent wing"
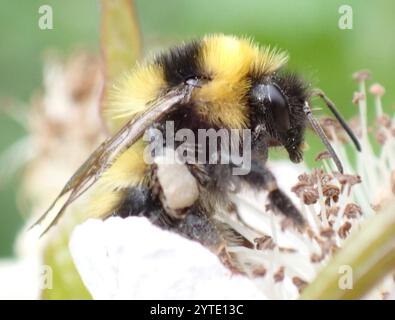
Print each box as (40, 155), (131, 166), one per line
(32, 84), (194, 235)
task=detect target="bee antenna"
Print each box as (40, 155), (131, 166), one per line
(311, 88), (361, 152)
(303, 102), (344, 174)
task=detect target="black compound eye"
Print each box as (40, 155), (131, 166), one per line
(251, 83), (291, 132)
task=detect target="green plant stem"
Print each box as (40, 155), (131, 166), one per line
(301, 198), (395, 299)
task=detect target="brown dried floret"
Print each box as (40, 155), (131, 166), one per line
(322, 183), (340, 206)
(306, 227), (316, 240)
(313, 168), (334, 185)
(352, 91), (366, 105)
(353, 70), (371, 82)
(291, 181), (319, 205)
(292, 277), (309, 293)
(311, 253), (325, 263)
(273, 266), (285, 282)
(323, 184), (340, 202)
(321, 173), (334, 186)
(320, 117), (341, 130)
(335, 173), (362, 186)
(338, 221), (352, 239)
(315, 238), (337, 258)
(376, 114), (391, 128)
(252, 266), (267, 278)
(344, 203), (362, 219)
(327, 206), (340, 218)
(320, 227), (335, 238)
(291, 181), (310, 194)
(279, 247), (297, 253)
(334, 173), (362, 194)
(254, 236), (276, 250)
(298, 172), (314, 185)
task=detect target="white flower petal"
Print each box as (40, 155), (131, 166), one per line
(69, 217), (266, 300)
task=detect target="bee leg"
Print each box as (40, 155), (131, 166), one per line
(236, 160), (305, 227)
(149, 153), (231, 252)
(115, 186), (166, 223)
(175, 207), (222, 248)
(115, 184), (224, 251)
(174, 206), (247, 273)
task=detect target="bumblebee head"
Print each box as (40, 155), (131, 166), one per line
(248, 72), (361, 173)
(248, 73), (309, 163)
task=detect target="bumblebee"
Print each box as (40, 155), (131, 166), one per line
(33, 35), (360, 266)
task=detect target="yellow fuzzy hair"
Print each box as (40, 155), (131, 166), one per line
(84, 191), (123, 219)
(194, 34), (288, 128)
(86, 138), (147, 218)
(96, 138), (147, 192)
(104, 63), (166, 132)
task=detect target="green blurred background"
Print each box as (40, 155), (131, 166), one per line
(0, 0), (394, 257)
